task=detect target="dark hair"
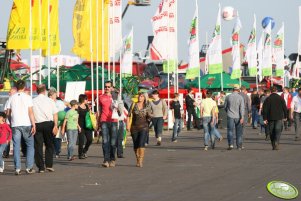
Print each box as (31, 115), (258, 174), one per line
(220, 91), (225, 95)
(264, 89), (271, 94)
(78, 94), (88, 104)
(206, 90), (212, 97)
(188, 88), (193, 93)
(152, 90), (159, 95)
(0, 112), (6, 119)
(271, 86), (278, 93)
(105, 80), (113, 86)
(174, 93), (179, 97)
(15, 80), (26, 90)
(36, 84), (46, 94)
(298, 88), (301, 92)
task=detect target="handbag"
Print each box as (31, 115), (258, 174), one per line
(90, 112), (97, 130)
(111, 108), (119, 120)
(85, 112), (93, 130)
(127, 103), (136, 130)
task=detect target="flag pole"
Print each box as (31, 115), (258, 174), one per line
(96, 0), (99, 112)
(30, 0), (33, 96)
(101, 0), (105, 94)
(108, 1), (111, 81)
(90, 0), (94, 112)
(47, 0), (51, 88)
(112, 0), (116, 86)
(219, 3), (224, 91)
(167, 0), (171, 131)
(39, 0), (42, 84)
(175, 0), (179, 93)
(197, 1), (200, 94)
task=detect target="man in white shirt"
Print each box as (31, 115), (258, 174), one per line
(33, 85), (58, 173)
(290, 88), (301, 141)
(6, 80), (36, 175)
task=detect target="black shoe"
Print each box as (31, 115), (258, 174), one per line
(117, 155), (124, 158)
(79, 155), (86, 159)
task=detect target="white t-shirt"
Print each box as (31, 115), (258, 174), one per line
(33, 94), (58, 123)
(6, 92), (33, 127)
(291, 95), (301, 113)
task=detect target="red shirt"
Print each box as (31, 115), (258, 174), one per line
(0, 123), (12, 144)
(98, 94), (117, 123)
(281, 92), (293, 109)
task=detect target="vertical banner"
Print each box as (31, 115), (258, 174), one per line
(109, 0), (122, 56)
(186, 1), (199, 79)
(207, 5), (223, 74)
(166, 0), (177, 73)
(230, 15), (242, 79)
(262, 22), (272, 76)
(274, 23), (284, 77)
(7, 0), (31, 49)
(31, 55), (45, 80)
(121, 28), (133, 75)
(246, 15), (257, 77)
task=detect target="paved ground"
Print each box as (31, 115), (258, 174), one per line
(1, 126), (301, 201)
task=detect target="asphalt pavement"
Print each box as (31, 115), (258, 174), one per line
(1, 126), (300, 201)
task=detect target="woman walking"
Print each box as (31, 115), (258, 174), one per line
(77, 94), (93, 159)
(150, 90), (168, 146)
(127, 92), (151, 167)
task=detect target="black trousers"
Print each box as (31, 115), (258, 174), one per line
(78, 128), (93, 156)
(34, 121), (54, 170)
(187, 109), (200, 130)
(268, 120), (283, 148)
(131, 130), (147, 150)
(116, 121), (124, 156)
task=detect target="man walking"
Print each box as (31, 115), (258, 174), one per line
(185, 88), (200, 130)
(281, 87), (292, 130)
(224, 85), (244, 150)
(6, 80), (36, 175)
(33, 85), (58, 173)
(262, 86), (287, 150)
(290, 88), (301, 141)
(239, 86), (251, 127)
(98, 81), (118, 168)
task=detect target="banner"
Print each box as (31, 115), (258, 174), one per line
(31, 55), (45, 79)
(207, 5), (223, 74)
(186, 1), (200, 79)
(262, 22), (272, 76)
(230, 15), (242, 79)
(42, 0), (61, 56)
(72, 0), (110, 61)
(121, 28), (133, 75)
(273, 23), (284, 76)
(246, 15), (257, 77)
(7, 0), (33, 49)
(109, 0), (122, 57)
(151, 0), (177, 73)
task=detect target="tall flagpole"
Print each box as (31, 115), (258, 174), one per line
(96, 0), (99, 112)
(30, 0), (33, 95)
(197, 0), (200, 94)
(102, 0), (105, 94)
(167, 0), (171, 131)
(219, 3), (224, 91)
(39, 0), (42, 84)
(108, 1), (111, 81)
(47, 0), (51, 88)
(90, 0), (94, 112)
(112, 0), (116, 86)
(175, 0), (178, 93)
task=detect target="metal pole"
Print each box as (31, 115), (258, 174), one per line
(102, 0), (105, 94)
(112, 0), (116, 86)
(39, 0), (42, 84)
(47, 0), (51, 88)
(96, 0), (99, 111)
(30, 0), (33, 95)
(90, 0), (94, 112)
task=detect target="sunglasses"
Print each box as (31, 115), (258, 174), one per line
(104, 86), (111, 89)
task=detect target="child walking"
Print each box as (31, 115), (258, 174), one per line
(0, 112), (12, 173)
(61, 100), (80, 161)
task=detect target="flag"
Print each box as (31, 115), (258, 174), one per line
(262, 22), (272, 76)
(186, 1), (200, 79)
(295, 6), (301, 78)
(207, 5), (223, 74)
(257, 31), (264, 78)
(7, 0), (39, 49)
(246, 15), (257, 77)
(42, 0), (61, 56)
(109, 0), (122, 58)
(230, 15), (242, 79)
(121, 28), (133, 75)
(72, 0), (110, 61)
(151, 0), (177, 73)
(273, 23), (284, 76)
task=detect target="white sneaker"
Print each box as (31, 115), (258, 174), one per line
(15, 169), (21, 175)
(0, 161), (4, 173)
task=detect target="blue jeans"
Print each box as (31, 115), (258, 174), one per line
(152, 117), (164, 138)
(203, 117), (215, 146)
(227, 117), (243, 148)
(12, 126), (35, 170)
(101, 122), (117, 162)
(172, 118), (182, 141)
(131, 130), (148, 149)
(0, 143), (7, 168)
(252, 105), (258, 128)
(66, 130), (78, 159)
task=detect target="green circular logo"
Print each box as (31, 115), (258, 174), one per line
(267, 181), (299, 200)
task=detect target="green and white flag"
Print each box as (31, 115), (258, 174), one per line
(121, 28), (133, 75)
(207, 4), (223, 74)
(246, 15), (257, 77)
(231, 14), (242, 79)
(262, 22), (272, 76)
(186, 1), (200, 79)
(273, 23), (284, 76)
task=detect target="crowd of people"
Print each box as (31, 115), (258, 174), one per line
(0, 79), (300, 175)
